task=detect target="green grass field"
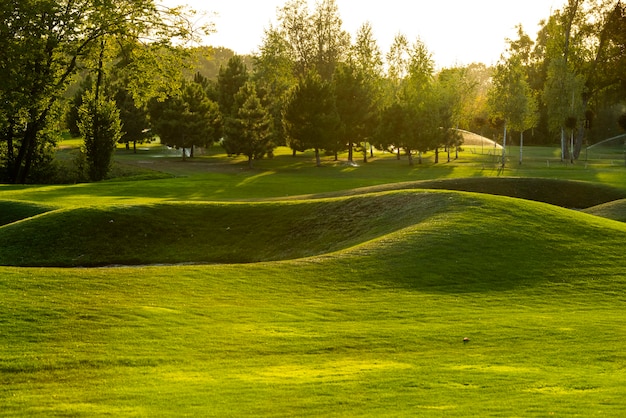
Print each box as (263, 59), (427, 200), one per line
(2, 143), (626, 416)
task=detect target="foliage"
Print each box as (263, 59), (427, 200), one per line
(275, 0), (349, 80)
(78, 88), (123, 181)
(254, 29), (297, 147)
(149, 81), (221, 160)
(284, 71), (339, 166)
(333, 62), (377, 162)
(0, 0), (208, 184)
(489, 30), (539, 167)
(114, 88), (153, 152)
(217, 55), (250, 116)
(222, 82), (274, 167)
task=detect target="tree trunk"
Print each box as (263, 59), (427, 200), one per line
(397, 148), (401, 160)
(407, 149), (413, 166)
(14, 121), (39, 183)
(248, 155), (254, 168)
(133, 141), (137, 153)
(501, 122), (507, 168)
(434, 147), (439, 163)
(570, 130), (575, 164)
(560, 127), (566, 161)
(348, 141), (353, 162)
(418, 151), (422, 164)
(315, 148), (321, 167)
(519, 131), (524, 165)
(4, 120), (15, 180)
(363, 145), (368, 163)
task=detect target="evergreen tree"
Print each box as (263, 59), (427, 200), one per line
(284, 71), (339, 166)
(217, 56), (249, 117)
(223, 82), (274, 168)
(150, 81), (221, 161)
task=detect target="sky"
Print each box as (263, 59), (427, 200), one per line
(167, 0), (565, 68)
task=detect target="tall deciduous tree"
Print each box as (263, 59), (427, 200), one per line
(274, 0), (348, 80)
(539, 0), (626, 159)
(311, 0), (350, 81)
(0, 0), (207, 183)
(488, 53), (537, 168)
(254, 28), (297, 147)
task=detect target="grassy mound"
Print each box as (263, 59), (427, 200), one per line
(3, 189), (625, 271)
(583, 198), (626, 222)
(3, 190), (626, 415)
(294, 177), (626, 208)
(0, 200), (56, 226)
(0, 191), (454, 267)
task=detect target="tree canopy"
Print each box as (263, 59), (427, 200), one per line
(1, 0), (625, 183)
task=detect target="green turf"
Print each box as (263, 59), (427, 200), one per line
(2, 144), (626, 416)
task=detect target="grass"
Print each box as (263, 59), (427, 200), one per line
(2, 142), (626, 415)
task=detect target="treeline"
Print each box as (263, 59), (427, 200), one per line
(1, 0), (625, 183)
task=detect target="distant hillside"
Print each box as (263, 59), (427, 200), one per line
(189, 46), (255, 80)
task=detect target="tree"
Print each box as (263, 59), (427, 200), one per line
(150, 81), (221, 161)
(254, 27), (297, 147)
(377, 37), (436, 165)
(346, 22), (384, 162)
(0, 0), (208, 183)
(333, 62), (377, 163)
(430, 74), (465, 163)
(114, 87), (152, 153)
(311, 0), (350, 81)
(78, 88), (122, 181)
(274, 0), (349, 81)
(222, 82), (274, 168)
(538, 0), (626, 159)
(619, 113), (626, 131)
(376, 102), (411, 162)
(404, 38), (436, 164)
(543, 57), (584, 162)
(284, 71), (339, 167)
(217, 56), (249, 117)
(488, 53), (538, 167)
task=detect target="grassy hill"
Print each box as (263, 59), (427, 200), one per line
(2, 146), (626, 416)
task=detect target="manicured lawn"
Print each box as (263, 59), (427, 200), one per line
(1, 144), (626, 416)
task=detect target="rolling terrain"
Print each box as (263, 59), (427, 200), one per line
(2, 147), (626, 416)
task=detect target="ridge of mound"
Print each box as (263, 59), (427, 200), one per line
(0, 200), (57, 226)
(283, 177), (626, 209)
(583, 198), (626, 222)
(2, 189), (626, 271)
(0, 191), (455, 267)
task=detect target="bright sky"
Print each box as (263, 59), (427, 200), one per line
(169, 0), (565, 68)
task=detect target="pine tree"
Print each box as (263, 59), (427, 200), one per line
(223, 82), (274, 168)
